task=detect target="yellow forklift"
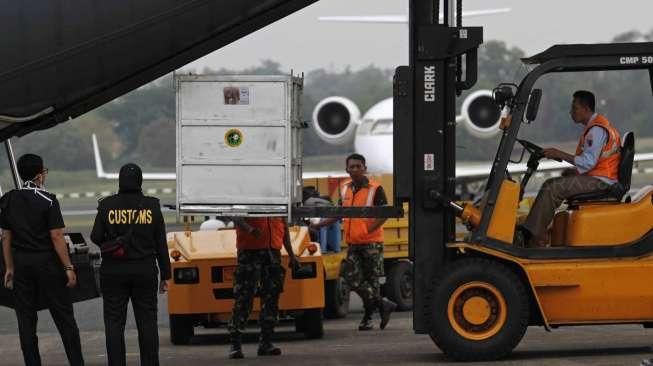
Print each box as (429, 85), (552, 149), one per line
(393, 0), (653, 361)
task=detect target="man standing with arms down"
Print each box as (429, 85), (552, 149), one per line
(227, 217), (299, 359)
(313, 153), (396, 331)
(91, 163), (170, 366)
(1, 153), (85, 366)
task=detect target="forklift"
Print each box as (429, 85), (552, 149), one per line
(394, 0), (653, 361)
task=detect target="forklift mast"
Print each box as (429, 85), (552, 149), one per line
(394, 0), (483, 333)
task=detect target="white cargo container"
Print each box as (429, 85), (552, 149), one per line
(175, 74), (303, 218)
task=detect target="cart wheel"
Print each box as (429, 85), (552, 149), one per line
(384, 261), (413, 311)
(427, 258), (529, 361)
(295, 308), (324, 339)
(324, 278), (350, 319)
(169, 314), (194, 345)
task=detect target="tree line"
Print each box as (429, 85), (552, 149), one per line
(9, 30), (653, 171)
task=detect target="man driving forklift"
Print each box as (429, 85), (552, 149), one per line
(518, 90), (621, 247)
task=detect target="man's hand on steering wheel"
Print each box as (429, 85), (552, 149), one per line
(541, 148), (566, 162)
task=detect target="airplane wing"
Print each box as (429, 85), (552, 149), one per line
(456, 152), (653, 181)
(93, 134), (348, 181)
(93, 134), (653, 182)
(318, 8), (510, 24)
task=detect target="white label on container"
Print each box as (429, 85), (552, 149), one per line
(424, 153), (434, 171)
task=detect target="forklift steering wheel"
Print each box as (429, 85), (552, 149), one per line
(517, 139), (563, 162)
(517, 139), (543, 156)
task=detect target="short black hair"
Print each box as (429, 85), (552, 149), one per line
(118, 163), (143, 192)
(346, 153), (366, 167)
(17, 153), (44, 181)
(573, 90), (595, 112)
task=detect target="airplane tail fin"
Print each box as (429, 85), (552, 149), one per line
(92, 134), (106, 179)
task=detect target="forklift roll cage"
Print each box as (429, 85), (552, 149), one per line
(475, 42), (653, 248)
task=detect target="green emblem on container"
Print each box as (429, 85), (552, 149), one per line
(225, 128), (243, 147)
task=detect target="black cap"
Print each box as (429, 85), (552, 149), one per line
(17, 154), (44, 181)
(118, 163), (143, 193)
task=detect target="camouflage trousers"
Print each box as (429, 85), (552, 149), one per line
(227, 249), (286, 334)
(340, 243), (384, 314)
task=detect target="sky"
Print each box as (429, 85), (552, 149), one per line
(180, 0), (653, 74)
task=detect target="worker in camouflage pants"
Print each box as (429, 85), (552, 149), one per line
(227, 218), (298, 359)
(340, 243), (390, 329)
(311, 154), (396, 331)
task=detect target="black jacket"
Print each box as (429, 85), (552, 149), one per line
(90, 192), (170, 280)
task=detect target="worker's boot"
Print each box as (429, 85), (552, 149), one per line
(257, 329), (281, 356)
(379, 297), (397, 330)
(358, 305), (374, 331)
(228, 332), (244, 359)
(358, 314), (373, 331)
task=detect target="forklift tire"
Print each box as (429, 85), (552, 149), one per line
(384, 261), (413, 311)
(427, 258), (529, 361)
(324, 278), (350, 319)
(169, 314), (194, 345)
(295, 308), (324, 339)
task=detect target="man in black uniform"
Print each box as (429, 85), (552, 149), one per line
(1, 153), (85, 366)
(91, 163), (170, 366)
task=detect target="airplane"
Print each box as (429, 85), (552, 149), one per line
(94, 7), (514, 179)
(91, 7), (653, 187)
(312, 89), (501, 173)
(92, 133), (653, 184)
(314, 7), (512, 173)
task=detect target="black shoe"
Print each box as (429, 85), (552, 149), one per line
(228, 332), (244, 359)
(229, 344), (244, 359)
(358, 316), (373, 331)
(641, 359), (653, 366)
(257, 342), (281, 356)
(379, 298), (397, 330)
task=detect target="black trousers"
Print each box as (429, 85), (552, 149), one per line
(101, 261), (159, 366)
(13, 251), (84, 366)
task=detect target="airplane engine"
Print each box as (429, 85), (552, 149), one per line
(311, 96), (361, 145)
(459, 89), (502, 138)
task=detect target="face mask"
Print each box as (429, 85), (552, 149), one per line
(22, 180), (52, 206)
(24, 179), (44, 190)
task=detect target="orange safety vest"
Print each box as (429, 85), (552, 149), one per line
(341, 179), (385, 245)
(574, 114), (621, 181)
(235, 218), (285, 251)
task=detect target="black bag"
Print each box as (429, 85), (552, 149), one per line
(100, 235), (131, 259)
(100, 199), (143, 259)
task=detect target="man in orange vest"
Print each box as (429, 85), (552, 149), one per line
(227, 217), (298, 359)
(313, 153), (397, 331)
(519, 90), (621, 247)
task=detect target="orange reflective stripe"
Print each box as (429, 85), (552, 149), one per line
(365, 185), (378, 206)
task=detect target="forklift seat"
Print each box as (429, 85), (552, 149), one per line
(566, 131), (634, 205)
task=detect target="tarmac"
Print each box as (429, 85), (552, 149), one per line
(0, 294), (652, 365)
